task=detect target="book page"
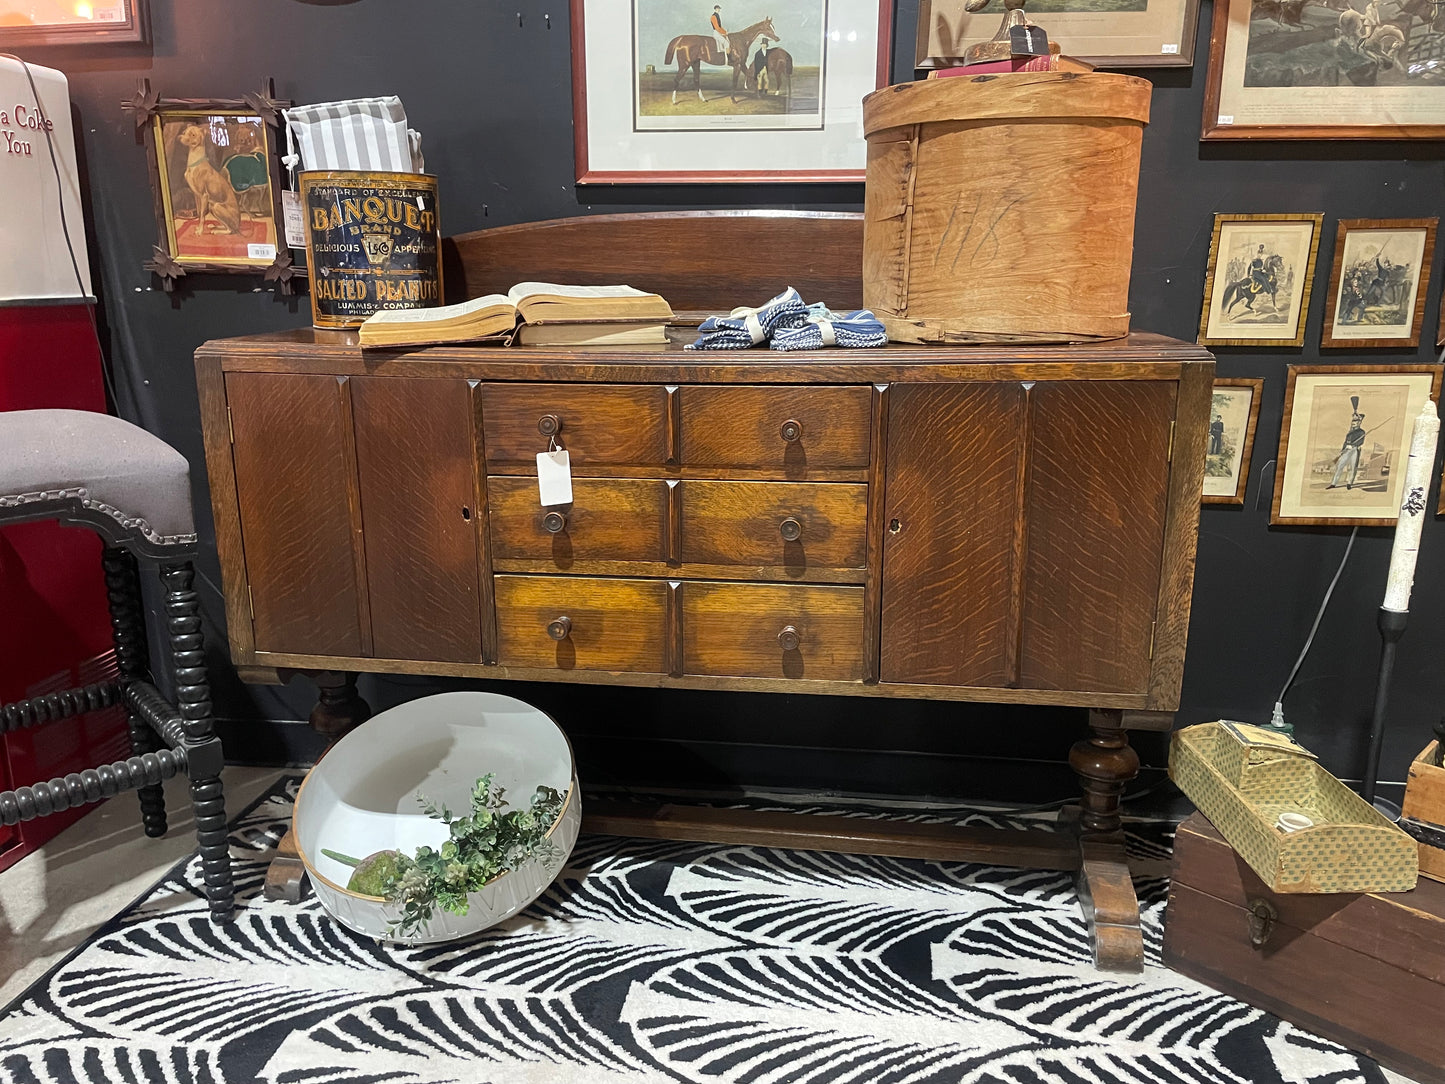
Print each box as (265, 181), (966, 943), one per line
(362, 293), (512, 325)
(507, 282), (652, 303)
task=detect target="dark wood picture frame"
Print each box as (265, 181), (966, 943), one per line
(1321, 219), (1437, 350)
(1202, 0), (1445, 140)
(571, 0), (894, 184)
(1202, 377), (1263, 506)
(1273, 364), (1443, 527)
(123, 79), (299, 293)
(1198, 213), (1323, 348)
(0, 0), (147, 46)
(915, 0), (1201, 70)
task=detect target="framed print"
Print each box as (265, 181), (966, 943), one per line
(915, 0), (1201, 69)
(1203, 377), (1263, 505)
(572, 0), (893, 183)
(0, 0), (146, 46)
(1321, 219), (1436, 349)
(127, 83), (297, 291)
(1202, 0), (1445, 140)
(1272, 365), (1442, 526)
(1199, 213), (1323, 347)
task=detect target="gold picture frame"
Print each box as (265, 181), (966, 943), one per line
(1203, 377), (1263, 506)
(1321, 219), (1437, 350)
(1273, 365), (1442, 527)
(1199, 213), (1322, 348)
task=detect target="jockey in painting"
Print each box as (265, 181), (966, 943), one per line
(711, 5), (730, 61)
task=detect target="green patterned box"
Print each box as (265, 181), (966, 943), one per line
(1169, 721), (1417, 894)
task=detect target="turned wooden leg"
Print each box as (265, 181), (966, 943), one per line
(308, 671), (371, 739)
(102, 547), (167, 838)
(1068, 708), (1144, 973)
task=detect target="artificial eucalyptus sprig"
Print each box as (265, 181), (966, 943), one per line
(323, 772), (565, 938)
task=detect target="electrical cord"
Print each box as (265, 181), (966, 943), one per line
(2, 52), (120, 411)
(1272, 525), (1359, 726)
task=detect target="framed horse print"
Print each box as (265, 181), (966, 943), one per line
(1321, 219), (1436, 349)
(1199, 213), (1323, 348)
(571, 0), (894, 182)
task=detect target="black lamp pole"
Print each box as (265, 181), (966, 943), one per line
(1362, 608), (1409, 807)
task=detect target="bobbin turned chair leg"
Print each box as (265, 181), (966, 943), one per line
(161, 561), (235, 923)
(102, 546), (167, 837)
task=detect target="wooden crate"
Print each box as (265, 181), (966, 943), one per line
(1402, 740), (1445, 883)
(1164, 813), (1445, 1084)
(860, 72), (1151, 345)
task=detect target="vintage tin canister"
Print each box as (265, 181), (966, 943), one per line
(299, 170), (442, 329)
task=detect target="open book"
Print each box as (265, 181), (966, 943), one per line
(357, 282), (674, 348)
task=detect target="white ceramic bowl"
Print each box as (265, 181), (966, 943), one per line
(292, 690), (580, 943)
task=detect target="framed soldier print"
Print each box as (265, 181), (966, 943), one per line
(1321, 219), (1437, 349)
(1273, 365), (1442, 527)
(1199, 213), (1323, 348)
(1203, 377), (1264, 505)
(572, 0), (894, 182)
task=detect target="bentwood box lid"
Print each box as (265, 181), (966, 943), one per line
(1169, 721), (1417, 895)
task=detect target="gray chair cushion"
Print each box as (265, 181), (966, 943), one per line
(0, 409), (196, 546)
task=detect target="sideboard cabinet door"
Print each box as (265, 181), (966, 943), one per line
(226, 372), (366, 657)
(351, 377), (483, 663)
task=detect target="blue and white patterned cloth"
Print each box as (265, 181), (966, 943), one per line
(771, 307), (888, 351)
(685, 287), (809, 350)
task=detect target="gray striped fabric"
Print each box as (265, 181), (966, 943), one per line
(283, 96), (422, 173)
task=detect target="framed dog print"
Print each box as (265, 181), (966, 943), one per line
(1203, 377), (1263, 505)
(1273, 365), (1442, 527)
(1199, 213), (1323, 348)
(572, 0), (893, 182)
(129, 83), (295, 289)
(1202, 0), (1445, 140)
(1321, 219), (1436, 349)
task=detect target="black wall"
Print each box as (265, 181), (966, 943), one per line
(19, 0), (1445, 803)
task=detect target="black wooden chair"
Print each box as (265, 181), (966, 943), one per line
(0, 409), (234, 922)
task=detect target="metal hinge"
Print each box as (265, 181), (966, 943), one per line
(1148, 620), (1157, 659)
(1166, 420), (1176, 463)
(228, 405), (235, 445)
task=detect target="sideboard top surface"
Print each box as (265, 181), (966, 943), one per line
(198, 328), (1214, 384)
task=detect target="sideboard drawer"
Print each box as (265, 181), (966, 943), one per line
(680, 386), (872, 474)
(682, 582), (865, 681)
(680, 480), (868, 579)
(482, 384), (671, 471)
(488, 477), (669, 568)
(494, 575), (670, 673)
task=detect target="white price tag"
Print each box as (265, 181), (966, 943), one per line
(1161, 43), (1180, 54)
(1218, 114), (1234, 125)
(248, 243), (277, 260)
(537, 450), (573, 506)
(282, 190), (307, 248)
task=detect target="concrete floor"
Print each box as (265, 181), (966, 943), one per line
(0, 766), (280, 1008)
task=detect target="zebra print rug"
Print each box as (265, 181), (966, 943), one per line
(0, 776), (1393, 1084)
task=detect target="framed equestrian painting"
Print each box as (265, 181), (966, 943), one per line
(1198, 213), (1323, 348)
(0, 0), (147, 46)
(1202, 0), (1445, 139)
(571, 0), (894, 183)
(128, 83), (297, 291)
(915, 0), (1201, 69)
(1321, 219), (1437, 349)
(1203, 377), (1264, 505)
(1272, 365), (1442, 526)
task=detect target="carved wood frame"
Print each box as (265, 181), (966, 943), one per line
(122, 78), (300, 293)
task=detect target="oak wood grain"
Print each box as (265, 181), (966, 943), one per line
(194, 354), (254, 664)
(336, 379), (373, 656)
(468, 381), (499, 664)
(682, 582), (865, 681)
(863, 384), (890, 684)
(481, 383), (670, 469)
(1020, 381), (1176, 694)
(226, 372), (365, 657)
(351, 376), (482, 663)
(493, 574), (669, 673)
(679, 480), (869, 578)
(680, 385), (873, 475)
(880, 382), (1025, 686)
(487, 476), (669, 566)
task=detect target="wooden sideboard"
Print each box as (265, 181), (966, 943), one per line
(195, 211), (1214, 969)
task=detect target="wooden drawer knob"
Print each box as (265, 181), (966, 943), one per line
(546, 615), (572, 641)
(542, 510), (567, 534)
(777, 625), (801, 652)
(778, 516), (803, 542)
(538, 413), (563, 437)
(779, 418), (803, 442)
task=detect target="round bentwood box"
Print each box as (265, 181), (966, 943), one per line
(861, 72), (1151, 345)
(299, 169), (443, 329)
